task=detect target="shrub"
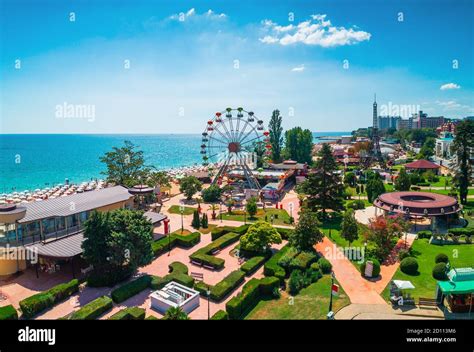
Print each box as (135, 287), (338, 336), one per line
(347, 200), (366, 210)
(210, 270), (246, 301)
(277, 246), (298, 272)
(111, 275), (152, 303)
(241, 256), (266, 276)
(0, 305), (18, 320)
(398, 249), (411, 261)
(68, 296), (113, 320)
(189, 232), (242, 269)
(432, 262), (448, 281)
(175, 232), (201, 247)
(19, 279), (79, 318)
(145, 315), (159, 320)
(109, 307), (146, 320)
(210, 310), (228, 320)
(264, 245), (291, 283)
(288, 269), (304, 295)
(211, 227), (228, 241)
(152, 232), (201, 256)
(318, 258), (332, 274)
(289, 251), (318, 271)
(310, 262), (320, 272)
(258, 276), (280, 296)
(417, 230), (433, 239)
(448, 227), (474, 237)
(360, 259), (381, 278)
(400, 257), (419, 275)
(435, 253), (449, 264)
(201, 185), (221, 203)
(191, 210), (201, 229)
(149, 261), (194, 290)
(276, 227), (294, 240)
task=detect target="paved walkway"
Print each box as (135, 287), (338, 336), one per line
(335, 303), (444, 320)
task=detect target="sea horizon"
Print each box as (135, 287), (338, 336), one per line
(0, 132), (350, 192)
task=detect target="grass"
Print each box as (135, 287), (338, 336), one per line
(381, 238), (474, 301)
(170, 229), (192, 235)
(196, 224), (217, 234)
(461, 201), (474, 227)
(221, 208), (292, 226)
(244, 275), (350, 319)
(167, 205), (196, 215)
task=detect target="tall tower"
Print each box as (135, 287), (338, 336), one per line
(371, 94), (383, 163)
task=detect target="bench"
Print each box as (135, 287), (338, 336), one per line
(203, 264), (215, 271)
(191, 260), (202, 267)
(211, 248), (221, 255)
(418, 297), (439, 307)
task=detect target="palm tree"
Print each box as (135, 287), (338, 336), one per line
(208, 204), (218, 220)
(163, 306), (189, 320)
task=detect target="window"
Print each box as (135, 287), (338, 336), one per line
(42, 218), (56, 235)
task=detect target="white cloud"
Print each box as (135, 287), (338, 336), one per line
(169, 8), (226, 21)
(440, 83), (461, 90)
(259, 14), (371, 47)
(291, 65), (305, 72)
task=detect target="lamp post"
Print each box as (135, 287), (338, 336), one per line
(179, 204), (184, 234)
(167, 224), (172, 256)
(207, 286), (211, 320)
(327, 271), (335, 319)
(219, 201), (223, 223)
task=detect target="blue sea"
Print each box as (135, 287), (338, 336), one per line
(0, 132), (349, 192)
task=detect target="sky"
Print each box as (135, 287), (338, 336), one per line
(0, 0), (473, 134)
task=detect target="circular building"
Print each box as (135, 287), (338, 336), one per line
(373, 191), (461, 231)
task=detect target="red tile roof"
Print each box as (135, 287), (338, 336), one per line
(405, 159), (440, 169)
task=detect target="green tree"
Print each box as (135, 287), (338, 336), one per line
(246, 196), (258, 218)
(344, 171), (357, 187)
(453, 120), (474, 204)
(394, 168), (411, 191)
(299, 143), (344, 218)
(99, 140), (150, 187)
(179, 176), (203, 200)
(366, 175), (385, 203)
(163, 307), (189, 320)
(201, 213), (208, 229)
(82, 209), (154, 282)
(191, 210), (201, 229)
(283, 127), (313, 163)
(268, 109), (284, 163)
(341, 209), (359, 246)
(147, 171), (171, 189)
(240, 221), (282, 253)
(289, 209), (323, 251)
(417, 137), (436, 159)
(201, 185), (222, 203)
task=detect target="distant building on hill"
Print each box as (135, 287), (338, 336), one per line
(396, 110), (445, 131)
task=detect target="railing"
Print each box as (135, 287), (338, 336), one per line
(0, 224), (83, 247)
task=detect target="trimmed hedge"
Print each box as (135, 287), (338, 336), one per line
(145, 315), (160, 320)
(109, 307), (146, 320)
(318, 258), (333, 274)
(111, 275), (152, 303)
(152, 231), (201, 256)
(226, 276), (280, 319)
(400, 257), (419, 275)
(432, 262), (448, 281)
(417, 230), (433, 239)
(241, 256), (266, 276)
(290, 251), (318, 272)
(210, 270), (246, 301)
(435, 253), (449, 264)
(189, 231), (242, 269)
(211, 225), (249, 241)
(19, 279), (79, 318)
(210, 310), (228, 320)
(69, 296), (113, 320)
(149, 261), (194, 290)
(0, 305), (18, 320)
(448, 227), (474, 237)
(264, 244), (291, 283)
(275, 227), (294, 240)
(87, 269), (132, 288)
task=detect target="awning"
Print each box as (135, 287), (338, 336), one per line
(393, 280), (415, 290)
(438, 280), (474, 295)
(26, 232), (84, 260)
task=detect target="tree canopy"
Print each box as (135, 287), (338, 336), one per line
(179, 176), (203, 200)
(283, 127), (313, 164)
(99, 140), (150, 187)
(453, 120), (474, 204)
(268, 109), (284, 163)
(341, 209), (359, 246)
(394, 168), (411, 191)
(240, 221), (282, 253)
(289, 209), (323, 251)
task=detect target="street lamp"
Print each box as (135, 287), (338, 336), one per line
(179, 204), (184, 234)
(328, 271), (336, 314)
(219, 201), (223, 223)
(207, 287), (211, 320)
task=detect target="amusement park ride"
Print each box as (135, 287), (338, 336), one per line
(201, 108), (271, 190)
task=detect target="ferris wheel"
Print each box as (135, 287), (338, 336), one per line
(200, 107), (271, 190)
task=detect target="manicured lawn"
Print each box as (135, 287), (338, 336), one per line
(381, 238), (474, 301)
(245, 275), (350, 319)
(168, 205), (196, 215)
(170, 229), (192, 235)
(322, 218), (366, 249)
(421, 189), (474, 196)
(196, 224), (217, 234)
(221, 208), (292, 226)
